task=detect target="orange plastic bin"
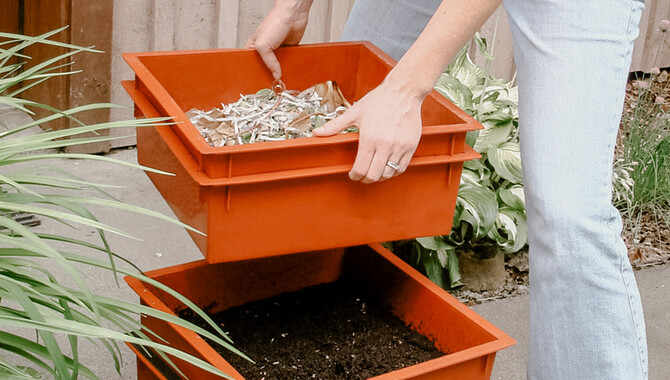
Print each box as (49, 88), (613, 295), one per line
(122, 42), (481, 263)
(125, 244), (515, 380)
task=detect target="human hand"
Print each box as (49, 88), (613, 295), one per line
(245, 0), (313, 80)
(312, 79), (424, 184)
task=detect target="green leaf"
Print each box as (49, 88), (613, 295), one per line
(415, 236), (452, 252)
(487, 207), (528, 253)
(445, 247), (464, 288)
(422, 251), (446, 289)
(473, 120), (513, 153)
(455, 182), (498, 238)
(2, 281), (70, 380)
(0, 316), (235, 379)
(487, 142), (523, 184)
(0, 26), (244, 380)
(498, 185), (525, 210)
(465, 130), (480, 147)
(434, 74), (474, 112)
(473, 33), (494, 60)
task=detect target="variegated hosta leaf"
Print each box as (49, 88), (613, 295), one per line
(480, 109), (515, 125)
(445, 45), (481, 90)
(487, 141), (523, 184)
(460, 168), (484, 186)
(473, 120), (514, 153)
(498, 185), (525, 210)
(460, 164), (492, 188)
(487, 207), (528, 253)
(434, 74), (474, 112)
(455, 182), (498, 238)
(445, 45), (470, 75)
(465, 130), (479, 148)
(499, 84), (519, 101)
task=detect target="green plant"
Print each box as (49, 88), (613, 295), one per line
(0, 27), (248, 379)
(614, 21), (670, 250)
(396, 34), (527, 289)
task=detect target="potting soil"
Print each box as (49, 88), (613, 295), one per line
(180, 280), (445, 379)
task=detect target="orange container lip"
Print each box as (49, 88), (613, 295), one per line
(124, 79), (480, 187)
(125, 244), (515, 380)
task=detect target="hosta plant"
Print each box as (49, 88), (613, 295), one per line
(0, 28), (247, 379)
(396, 35), (527, 289)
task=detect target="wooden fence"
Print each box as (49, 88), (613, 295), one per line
(4, 0), (669, 149)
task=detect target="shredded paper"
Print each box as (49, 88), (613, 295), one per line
(186, 81), (355, 147)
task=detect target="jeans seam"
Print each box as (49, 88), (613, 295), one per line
(608, 1), (647, 377)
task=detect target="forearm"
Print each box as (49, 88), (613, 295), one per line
(387, 0), (502, 100)
(274, 0), (314, 18)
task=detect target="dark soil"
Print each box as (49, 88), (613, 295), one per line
(180, 281), (444, 379)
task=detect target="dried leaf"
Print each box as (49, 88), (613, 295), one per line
(289, 112), (314, 133)
(312, 81), (351, 113)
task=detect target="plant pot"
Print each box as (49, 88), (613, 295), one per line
(458, 249), (506, 292)
(125, 244), (515, 380)
(122, 42), (481, 263)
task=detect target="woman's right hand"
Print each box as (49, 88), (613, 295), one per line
(245, 0), (314, 80)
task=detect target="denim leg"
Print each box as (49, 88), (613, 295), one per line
(340, 0), (440, 61)
(341, 0), (648, 378)
(502, 0), (648, 378)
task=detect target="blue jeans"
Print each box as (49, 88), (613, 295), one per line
(342, 1), (648, 379)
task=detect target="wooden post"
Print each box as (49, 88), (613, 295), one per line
(4, 0), (114, 153)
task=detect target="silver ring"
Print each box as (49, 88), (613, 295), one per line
(386, 161), (400, 171)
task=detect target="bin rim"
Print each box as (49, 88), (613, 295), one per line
(122, 42), (482, 156)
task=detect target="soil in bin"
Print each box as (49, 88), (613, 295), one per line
(179, 280), (445, 379)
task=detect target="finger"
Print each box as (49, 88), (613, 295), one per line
(391, 152), (412, 178)
(313, 108), (357, 137)
(378, 165), (397, 182)
(244, 34), (256, 49)
(349, 145), (374, 182)
(256, 44), (282, 80)
(360, 151), (391, 184)
(382, 153), (406, 181)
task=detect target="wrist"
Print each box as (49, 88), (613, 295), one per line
(384, 66), (433, 103)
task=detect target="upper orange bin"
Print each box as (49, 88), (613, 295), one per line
(123, 42), (479, 180)
(123, 42), (482, 262)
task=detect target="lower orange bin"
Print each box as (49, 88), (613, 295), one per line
(125, 244), (515, 380)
